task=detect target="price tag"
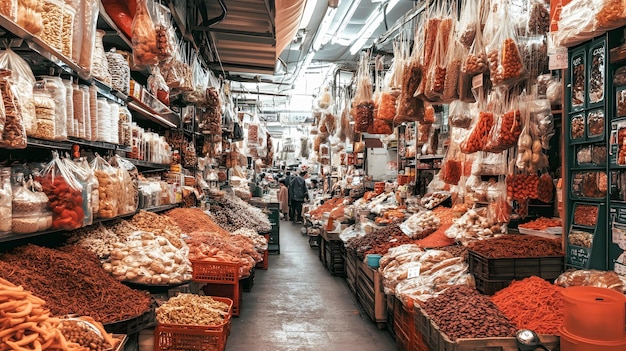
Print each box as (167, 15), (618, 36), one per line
(549, 53), (568, 70)
(407, 264), (421, 279)
(472, 74), (483, 89)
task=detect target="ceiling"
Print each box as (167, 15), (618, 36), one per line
(191, 0), (422, 111)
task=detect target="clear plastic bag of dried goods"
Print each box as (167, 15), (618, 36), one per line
(457, 0), (479, 49)
(449, 100), (472, 128)
(132, 0), (159, 66)
(528, 98), (554, 149)
(78, 0), (100, 74)
(395, 22), (425, 123)
(148, 66), (170, 105)
(460, 100), (494, 154)
(415, 6), (443, 100)
(519, 35), (548, 83)
(442, 39), (465, 103)
(90, 153), (121, 219)
(488, 177), (511, 223)
(0, 0), (17, 21)
(459, 23), (487, 103)
(63, 156), (94, 226)
(595, 0), (626, 30)
(555, 270), (624, 292)
(153, 2), (174, 62)
(525, 0), (550, 35)
(484, 93), (522, 153)
(425, 11), (454, 102)
(35, 76), (67, 141)
(556, 0), (598, 47)
(0, 48), (36, 136)
(0, 71), (27, 149)
(485, 8), (527, 88)
(37, 151), (84, 230)
(109, 155), (138, 215)
(353, 53), (374, 133)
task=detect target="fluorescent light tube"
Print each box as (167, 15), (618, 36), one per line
(312, 7), (338, 51)
(299, 0), (319, 29)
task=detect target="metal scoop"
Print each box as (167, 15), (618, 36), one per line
(516, 329), (551, 351)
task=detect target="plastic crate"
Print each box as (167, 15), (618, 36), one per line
(474, 275), (512, 295)
(202, 284), (242, 317)
(191, 260), (240, 284)
(103, 305), (155, 335)
(241, 267), (255, 292)
(255, 234), (270, 270)
(468, 250), (564, 281)
(154, 324), (225, 351)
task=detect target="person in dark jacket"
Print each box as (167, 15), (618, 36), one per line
(288, 169), (309, 223)
(284, 171), (292, 189)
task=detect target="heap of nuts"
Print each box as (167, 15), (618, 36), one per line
(58, 319), (113, 351)
(463, 52), (488, 75)
(572, 56), (585, 107)
(571, 114), (585, 139)
(569, 230), (594, 248)
(422, 286), (517, 339)
(587, 110), (604, 137)
(506, 173), (539, 202)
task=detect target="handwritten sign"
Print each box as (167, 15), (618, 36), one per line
(568, 245), (591, 267)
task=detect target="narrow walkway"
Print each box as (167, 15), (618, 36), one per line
(226, 221), (397, 351)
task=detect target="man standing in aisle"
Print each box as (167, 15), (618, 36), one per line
(277, 179), (289, 220)
(288, 167), (309, 223)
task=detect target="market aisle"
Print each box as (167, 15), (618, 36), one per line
(226, 221), (397, 351)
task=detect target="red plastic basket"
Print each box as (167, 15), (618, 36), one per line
(154, 324), (225, 351)
(191, 259), (240, 284)
(255, 234), (270, 270)
(155, 297), (233, 351)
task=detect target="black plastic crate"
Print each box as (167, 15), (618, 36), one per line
(103, 305), (155, 335)
(468, 250), (564, 281)
(323, 238), (345, 276)
(474, 275), (512, 295)
(241, 267), (255, 292)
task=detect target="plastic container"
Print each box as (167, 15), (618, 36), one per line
(366, 254), (382, 269)
(561, 286), (626, 341)
(559, 326), (626, 351)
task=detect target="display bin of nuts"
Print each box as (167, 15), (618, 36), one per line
(192, 260), (242, 316)
(586, 109), (605, 140)
(570, 49), (586, 112)
(570, 114), (585, 142)
(468, 250), (564, 282)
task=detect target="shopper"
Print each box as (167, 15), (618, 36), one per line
(284, 170), (292, 189)
(277, 179), (289, 220)
(288, 168), (309, 223)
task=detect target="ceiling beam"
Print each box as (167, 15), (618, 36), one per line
(227, 75), (292, 85)
(230, 89), (290, 97)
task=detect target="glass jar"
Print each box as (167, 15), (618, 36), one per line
(92, 30), (112, 85)
(0, 167), (13, 234)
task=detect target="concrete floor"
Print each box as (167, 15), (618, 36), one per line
(226, 221), (397, 351)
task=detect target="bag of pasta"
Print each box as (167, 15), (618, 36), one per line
(485, 8), (527, 87)
(132, 0), (159, 66)
(353, 53), (374, 133)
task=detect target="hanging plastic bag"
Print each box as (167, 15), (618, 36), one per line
(459, 23), (488, 103)
(519, 35), (548, 84)
(153, 2), (174, 62)
(442, 39), (465, 103)
(415, 11), (442, 99)
(488, 177), (511, 224)
(353, 52), (374, 133)
(460, 104), (494, 154)
(484, 94), (522, 153)
(90, 153), (121, 218)
(148, 66), (170, 105)
(396, 23), (425, 123)
(457, 0), (479, 49)
(449, 100), (473, 128)
(37, 151), (84, 230)
(63, 157), (94, 226)
(596, 0), (626, 30)
(525, 0), (550, 35)
(528, 98), (554, 149)
(441, 144), (463, 185)
(109, 155), (138, 215)
(132, 0), (159, 66)
(425, 13), (454, 101)
(485, 8), (527, 87)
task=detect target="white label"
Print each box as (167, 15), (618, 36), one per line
(472, 74), (483, 89)
(407, 265), (421, 279)
(549, 52), (568, 70)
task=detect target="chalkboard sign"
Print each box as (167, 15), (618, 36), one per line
(568, 245), (591, 267)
